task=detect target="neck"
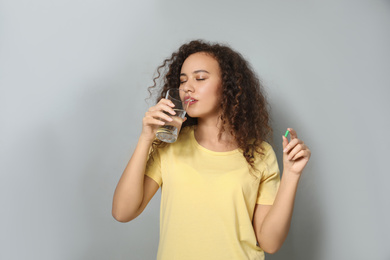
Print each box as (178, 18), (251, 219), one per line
(194, 116), (238, 151)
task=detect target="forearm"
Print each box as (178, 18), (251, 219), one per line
(256, 171), (301, 253)
(112, 136), (153, 221)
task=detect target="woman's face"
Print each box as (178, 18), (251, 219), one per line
(179, 52), (222, 119)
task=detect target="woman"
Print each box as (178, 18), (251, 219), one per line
(112, 40), (311, 259)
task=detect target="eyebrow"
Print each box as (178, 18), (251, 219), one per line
(180, 70), (210, 76)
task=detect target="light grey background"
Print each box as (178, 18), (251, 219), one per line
(1, 0), (389, 259)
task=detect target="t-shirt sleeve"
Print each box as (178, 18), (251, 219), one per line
(145, 147), (163, 187)
(256, 143), (281, 205)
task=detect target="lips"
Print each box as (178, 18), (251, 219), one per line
(184, 98), (198, 105)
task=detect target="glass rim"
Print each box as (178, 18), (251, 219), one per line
(166, 88), (190, 102)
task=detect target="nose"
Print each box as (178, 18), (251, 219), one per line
(181, 80), (194, 93)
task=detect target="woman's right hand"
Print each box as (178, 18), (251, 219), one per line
(140, 98), (177, 143)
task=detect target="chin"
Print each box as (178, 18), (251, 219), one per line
(186, 106), (220, 119)
(185, 111), (198, 118)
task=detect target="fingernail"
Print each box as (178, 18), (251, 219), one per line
(283, 148), (287, 153)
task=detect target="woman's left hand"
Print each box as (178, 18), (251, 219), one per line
(282, 128), (311, 175)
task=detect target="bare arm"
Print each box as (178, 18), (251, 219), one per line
(112, 137), (159, 222)
(253, 128), (311, 253)
(112, 98), (177, 222)
(253, 173), (300, 254)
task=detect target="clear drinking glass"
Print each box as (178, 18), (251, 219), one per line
(156, 88), (190, 143)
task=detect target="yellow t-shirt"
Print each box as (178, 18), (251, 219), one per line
(145, 126), (280, 260)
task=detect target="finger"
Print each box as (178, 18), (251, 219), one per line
(283, 138), (301, 153)
(291, 150), (309, 161)
(158, 103), (177, 115)
(152, 111), (174, 122)
(288, 128), (298, 140)
(150, 98), (175, 110)
(150, 103), (176, 115)
(143, 117), (165, 126)
(287, 143), (306, 160)
(158, 98), (175, 107)
(282, 135), (289, 150)
(146, 111), (173, 122)
(183, 117), (188, 122)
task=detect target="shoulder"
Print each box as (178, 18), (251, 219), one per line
(259, 141), (274, 154)
(252, 141), (274, 158)
(253, 141), (277, 167)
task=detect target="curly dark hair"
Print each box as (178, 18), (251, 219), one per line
(148, 40), (273, 173)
